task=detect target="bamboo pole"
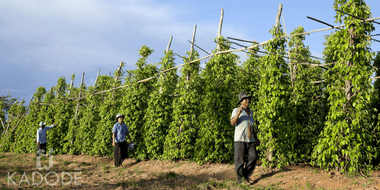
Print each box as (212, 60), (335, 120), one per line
(68, 73), (75, 96)
(166, 36), (173, 53)
(281, 13), (294, 95)
(217, 8), (224, 52)
(188, 25), (197, 81)
(268, 3), (283, 163)
(115, 62), (123, 82)
(188, 40), (210, 55)
(0, 117), (5, 131)
(161, 36), (173, 93)
(297, 62), (334, 67)
(189, 25), (197, 60)
(275, 3), (283, 32)
(114, 62), (123, 97)
(94, 69), (100, 86)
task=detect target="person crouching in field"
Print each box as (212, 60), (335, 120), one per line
(36, 122), (58, 157)
(230, 92), (260, 184)
(112, 113), (133, 167)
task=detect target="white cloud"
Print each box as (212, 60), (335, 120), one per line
(120, 3), (175, 21)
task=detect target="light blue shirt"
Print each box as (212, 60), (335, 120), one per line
(112, 122), (129, 143)
(36, 125), (55, 144)
(231, 108), (255, 142)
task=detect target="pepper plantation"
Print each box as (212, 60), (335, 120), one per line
(1, 0), (380, 175)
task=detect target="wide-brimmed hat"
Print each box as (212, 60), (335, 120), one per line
(116, 113), (125, 121)
(39, 122), (46, 126)
(238, 91), (252, 104)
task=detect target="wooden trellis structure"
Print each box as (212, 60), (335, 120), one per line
(18, 5), (380, 112)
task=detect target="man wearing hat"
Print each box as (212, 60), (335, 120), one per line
(36, 122), (58, 157)
(112, 113), (133, 167)
(230, 91), (260, 184)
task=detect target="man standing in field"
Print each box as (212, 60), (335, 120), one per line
(36, 122), (58, 157)
(230, 92), (260, 184)
(112, 113), (133, 167)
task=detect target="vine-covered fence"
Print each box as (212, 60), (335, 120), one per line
(1, 0), (380, 174)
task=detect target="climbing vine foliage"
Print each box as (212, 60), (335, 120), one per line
(1, 1), (379, 173)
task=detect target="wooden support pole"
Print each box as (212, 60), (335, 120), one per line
(189, 25), (197, 60)
(0, 117), (5, 131)
(161, 36), (173, 93)
(114, 62), (123, 97)
(188, 25), (197, 81)
(282, 13), (294, 95)
(268, 3), (283, 164)
(68, 73), (75, 96)
(166, 36), (173, 53)
(94, 69), (100, 86)
(80, 72), (85, 88)
(275, 3), (283, 32)
(217, 8), (224, 52)
(115, 62), (123, 82)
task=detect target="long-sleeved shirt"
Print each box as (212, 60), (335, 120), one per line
(36, 125), (55, 144)
(112, 122), (129, 143)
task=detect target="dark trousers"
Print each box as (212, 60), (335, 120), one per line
(234, 141), (257, 180)
(114, 141), (128, 167)
(37, 143), (47, 156)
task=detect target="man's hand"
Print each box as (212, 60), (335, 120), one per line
(237, 106), (243, 115)
(37, 142), (40, 146)
(54, 123), (58, 127)
(112, 142), (116, 147)
(231, 107), (243, 126)
(255, 139), (260, 146)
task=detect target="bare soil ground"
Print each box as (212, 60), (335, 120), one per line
(0, 152), (380, 189)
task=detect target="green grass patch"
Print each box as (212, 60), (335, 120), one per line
(80, 162), (91, 166)
(165, 171), (177, 179)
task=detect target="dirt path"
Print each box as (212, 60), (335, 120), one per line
(0, 152), (379, 189)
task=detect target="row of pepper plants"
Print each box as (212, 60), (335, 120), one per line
(1, 0), (379, 173)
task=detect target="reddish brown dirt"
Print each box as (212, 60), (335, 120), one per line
(0, 152), (379, 189)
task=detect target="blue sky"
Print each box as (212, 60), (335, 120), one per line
(1, 0), (380, 105)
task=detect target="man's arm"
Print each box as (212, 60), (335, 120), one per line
(112, 133), (116, 147)
(46, 123), (58, 130)
(36, 131), (40, 145)
(230, 107), (243, 126)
